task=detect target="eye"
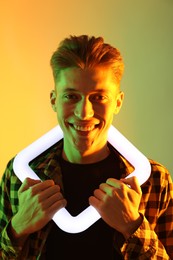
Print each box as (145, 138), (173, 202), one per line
(63, 94), (79, 100)
(91, 94), (107, 102)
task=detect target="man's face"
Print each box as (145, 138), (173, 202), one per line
(51, 66), (124, 159)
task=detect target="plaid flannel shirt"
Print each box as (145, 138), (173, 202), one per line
(0, 140), (173, 259)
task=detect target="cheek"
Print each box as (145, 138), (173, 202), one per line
(97, 103), (115, 119)
(56, 102), (73, 120)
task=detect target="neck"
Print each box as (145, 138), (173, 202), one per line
(62, 144), (110, 164)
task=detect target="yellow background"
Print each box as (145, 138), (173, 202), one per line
(0, 0), (172, 178)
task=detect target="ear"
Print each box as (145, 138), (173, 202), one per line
(50, 90), (57, 112)
(114, 91), (124, 115)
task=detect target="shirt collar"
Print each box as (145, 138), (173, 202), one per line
(33, 140), (133, 190)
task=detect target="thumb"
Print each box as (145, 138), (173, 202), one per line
(18, 177), (41, 193)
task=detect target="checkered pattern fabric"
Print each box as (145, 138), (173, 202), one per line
(0, 141), (173, 259)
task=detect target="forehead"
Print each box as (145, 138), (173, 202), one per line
(55, 66), (119, 93)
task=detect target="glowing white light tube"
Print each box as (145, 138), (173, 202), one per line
(13, 125), (151, 233)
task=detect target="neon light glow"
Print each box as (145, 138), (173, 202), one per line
(13, 125), (151, 233)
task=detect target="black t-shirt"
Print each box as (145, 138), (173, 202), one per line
(45, 151), (123, 259)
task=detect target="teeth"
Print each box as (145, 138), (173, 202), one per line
(73, 125), (95, 131)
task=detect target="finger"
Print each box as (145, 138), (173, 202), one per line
(31, 180), (56, 195)
(48, 198), (67, 217)
(42, 191), (65, 209)
(40, 185), (62, 202)
(88, 195), (100, 208)
(106, 178), (121, 189)
(99, 183), (116, 197)
(18, 178), (41, 194)
(121, 176), (141, 195)
(93, 188), (105, 201)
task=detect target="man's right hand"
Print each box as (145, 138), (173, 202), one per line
(10, 177), (67, 243)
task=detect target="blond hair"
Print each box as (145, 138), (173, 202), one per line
(50, 35), (124, 83)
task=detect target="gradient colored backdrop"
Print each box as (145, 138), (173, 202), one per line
(0, 0), (172, 178)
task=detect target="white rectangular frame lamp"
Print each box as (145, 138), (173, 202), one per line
(13, 125), (151, 233)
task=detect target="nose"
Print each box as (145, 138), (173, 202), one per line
(74, 97), (94, 119)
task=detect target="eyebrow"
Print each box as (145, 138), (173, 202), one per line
(62, 88), (78, 92)
(62, 88), (108, 93)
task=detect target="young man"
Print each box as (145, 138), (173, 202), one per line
(0, 35), (173, 259)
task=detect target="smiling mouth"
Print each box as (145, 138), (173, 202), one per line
(69, 123), (100, 132)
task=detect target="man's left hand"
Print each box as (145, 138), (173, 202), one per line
(89, 176), (143, 239)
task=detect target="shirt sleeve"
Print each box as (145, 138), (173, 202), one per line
(0, 159), (26, 259)
(119, 162), (173, 259)
(0, 221), (24, 259)
(120, 216), (171, 259)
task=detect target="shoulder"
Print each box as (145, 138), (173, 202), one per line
(141, 159), (173, 203)
(1, 157), (17, 182)
(0, 158), (21, 205)
(29, 140), (63, 170)
(1, 140), (64, 184)
(149, 159), (172, 186)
